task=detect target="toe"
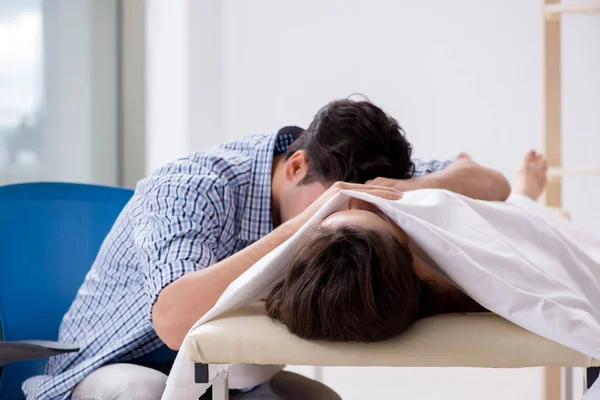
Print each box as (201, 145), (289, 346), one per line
(457, 152), (472, 161)
(520, 150), (537, 171)
(534, 154), (548, 171)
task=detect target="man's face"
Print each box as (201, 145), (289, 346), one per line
(279, 180), (328, 223)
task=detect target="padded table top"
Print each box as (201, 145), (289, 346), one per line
(186, 302), (600, 368)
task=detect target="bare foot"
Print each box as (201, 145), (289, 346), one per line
(457, 152), (472, 161)
(514, 150), (548, 200)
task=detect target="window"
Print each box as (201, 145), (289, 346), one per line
(0, 0), (119, 186)
(0, 0), (43, 183)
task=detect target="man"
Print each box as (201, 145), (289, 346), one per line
(24, 99), (510, 399)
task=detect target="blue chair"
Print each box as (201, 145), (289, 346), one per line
(0, 182), (135, 399)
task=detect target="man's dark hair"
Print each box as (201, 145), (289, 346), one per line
(265, 225), (438, 343)
(286, 99), (414, 185)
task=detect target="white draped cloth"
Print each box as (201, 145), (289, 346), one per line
(162, 189), (600, 399)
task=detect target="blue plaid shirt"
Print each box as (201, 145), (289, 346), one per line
(23, 132), (451, 399)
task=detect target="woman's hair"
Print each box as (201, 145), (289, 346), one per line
(265, 225), (438, 343)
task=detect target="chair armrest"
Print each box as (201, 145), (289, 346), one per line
(0, 340), (79, 367)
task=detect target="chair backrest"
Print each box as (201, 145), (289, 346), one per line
(0, 183), (133, 399)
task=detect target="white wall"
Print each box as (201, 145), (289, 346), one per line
(146, 0), (225, 174)
(560, 12), (600, 235)
(146, 0), (188, 173)
(146, 1), (599, 398)
(222, 0), (544, 167)
(187, 0), (225, 153)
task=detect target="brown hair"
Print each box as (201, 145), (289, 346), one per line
(286, 99), (415, 185)
(265, 225), (438, 343)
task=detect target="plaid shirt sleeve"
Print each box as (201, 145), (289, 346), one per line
(133, 169), (231, 320)
(411, 158), (453, 177)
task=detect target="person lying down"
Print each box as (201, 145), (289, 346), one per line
(264, 150), (591, 343)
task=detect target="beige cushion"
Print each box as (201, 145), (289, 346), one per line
(186, 302), (600, 368)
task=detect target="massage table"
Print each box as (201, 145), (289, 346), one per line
(167, 195), (600, 400)
(187, 302), (600, 399)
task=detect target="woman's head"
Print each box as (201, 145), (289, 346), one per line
(266, 200), (433, 343)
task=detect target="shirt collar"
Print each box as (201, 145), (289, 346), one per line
(239, 132), (295, 242)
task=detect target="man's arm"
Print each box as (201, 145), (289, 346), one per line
(146, 181), (402, 350)
(136, 172), (293, 351)
(152, 220), (298, 350)
(369, 159), (511, 201)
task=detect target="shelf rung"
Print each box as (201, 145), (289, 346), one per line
(549, 168), (600, 176)
(548, 168), (600, 182)
(544, 1), (600, 18)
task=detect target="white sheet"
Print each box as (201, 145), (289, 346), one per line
(162, 189), (600, 400)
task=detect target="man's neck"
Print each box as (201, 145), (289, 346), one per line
(270, 155), (285, 227)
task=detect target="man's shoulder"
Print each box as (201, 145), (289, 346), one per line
(192, 134), (273, 173)
(190, 133), (275, 182)
(137, 134), (275, 196)
(218, 133), (276, 153)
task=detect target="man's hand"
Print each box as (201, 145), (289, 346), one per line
(367, 157), (511, 201)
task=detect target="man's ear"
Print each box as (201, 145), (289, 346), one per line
(284, 151), (308, 183)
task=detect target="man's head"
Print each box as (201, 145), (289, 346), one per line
(265, 198), (433, 342)
(275, 99), (414, 222)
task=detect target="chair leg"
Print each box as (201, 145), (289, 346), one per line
(587, 367), (600, 390)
